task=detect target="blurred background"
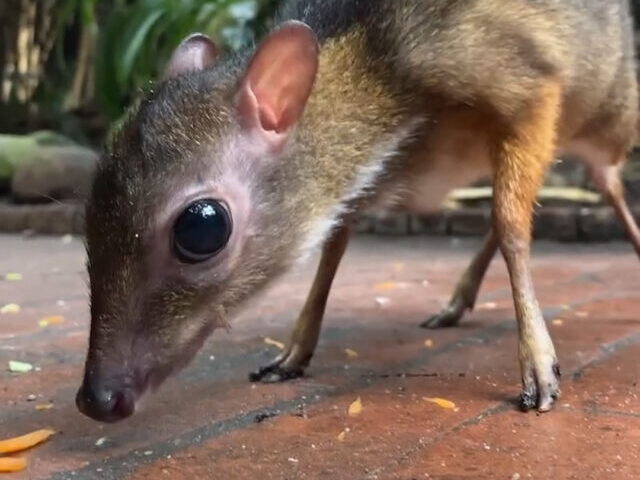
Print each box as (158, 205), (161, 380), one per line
(1, 0), (640, 238)
(0, 0), (278, 209)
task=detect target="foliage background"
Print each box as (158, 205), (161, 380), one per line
(1, 0), (640, 147)
(0, 0), (281, 145)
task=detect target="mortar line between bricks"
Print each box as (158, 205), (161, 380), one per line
(563, 405), (640, 419)
(455, 329), (640, 432)
(45, 291), (630, 480)
(374, 328), (640, 478)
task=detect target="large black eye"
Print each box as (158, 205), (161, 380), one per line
(173, 199), (232, 263)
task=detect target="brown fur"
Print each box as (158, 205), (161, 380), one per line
(79, 0), (639, 421)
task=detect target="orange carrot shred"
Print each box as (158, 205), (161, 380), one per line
(0, 429), (55, 454)
(0, 457), (27, 473)
(423, 397), (456, 409)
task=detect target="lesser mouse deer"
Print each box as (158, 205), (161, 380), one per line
(77, 0), (639, 422)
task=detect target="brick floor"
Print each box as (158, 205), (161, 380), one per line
(0, 234), (639, 480)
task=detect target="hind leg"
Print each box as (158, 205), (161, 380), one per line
(590, 158), (640, 257)
(421, 229), (498, 328)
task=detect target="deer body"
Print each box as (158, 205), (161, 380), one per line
(77, 0), (638, 422)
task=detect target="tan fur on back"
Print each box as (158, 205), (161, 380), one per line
(292, 0), (638, 226)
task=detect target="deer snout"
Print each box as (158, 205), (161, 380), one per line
(76, 371), (136, 423)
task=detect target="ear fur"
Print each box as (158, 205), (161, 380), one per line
(236, 21), (319, 149)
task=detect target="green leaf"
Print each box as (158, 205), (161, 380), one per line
(117, 8), (166, 89)
(96, 10), (130, 118)
(93, 0), (281, 120)
(80, 0), (98, 26)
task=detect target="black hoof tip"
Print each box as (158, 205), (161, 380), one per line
(420, 313), (461, 329)
(249, 366), (303, 383)
(519, 390), (537, 411)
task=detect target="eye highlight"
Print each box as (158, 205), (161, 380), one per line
(173, 199), (232, 264)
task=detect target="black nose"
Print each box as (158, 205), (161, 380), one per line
(76, 377), (135, 423)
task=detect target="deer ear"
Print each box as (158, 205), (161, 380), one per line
(237, 21), (319, 151)
(163, 33), (218, 80)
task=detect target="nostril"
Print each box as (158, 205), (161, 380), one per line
(76, 379), (135, 423)
(112, 390), (135, 419)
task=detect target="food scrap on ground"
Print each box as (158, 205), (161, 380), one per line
(0, 457), (27, 473)
(348, 397), (363, 417)
(477, 302), (497, 310)
(374, 281), (412, 291)
(552, 318), (564, 326)
(0, 303), (20, 314)
(8, 361), (33, 373)
(345, 348), (359, 359)
(35, 403), (54, 411)
(337, 428), (350, 442)
(4, 273), (22, 281)
(264, 337), (285, 350)
(38, 315), (65, 327)
(374, 282), (396, 292)
(0, 429), (55, 455)
(375, 296), (390, 307)
(424, 338), (434, 348)
(423, 397), (456, 409)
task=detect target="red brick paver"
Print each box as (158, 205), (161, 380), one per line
(0, 235), (639, 479)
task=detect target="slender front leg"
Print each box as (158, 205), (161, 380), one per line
(492, 80), (562, 412)
(422, 229), (498, 328)
(249, 220), (352, 383)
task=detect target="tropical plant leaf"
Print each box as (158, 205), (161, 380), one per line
(117, 8), (165, 88)
(93, 0), (278, 120)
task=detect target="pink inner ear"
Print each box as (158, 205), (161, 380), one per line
(238, 21), (319, 135)
(257, 103), (280, 132)
(164, 33), (218, 80)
